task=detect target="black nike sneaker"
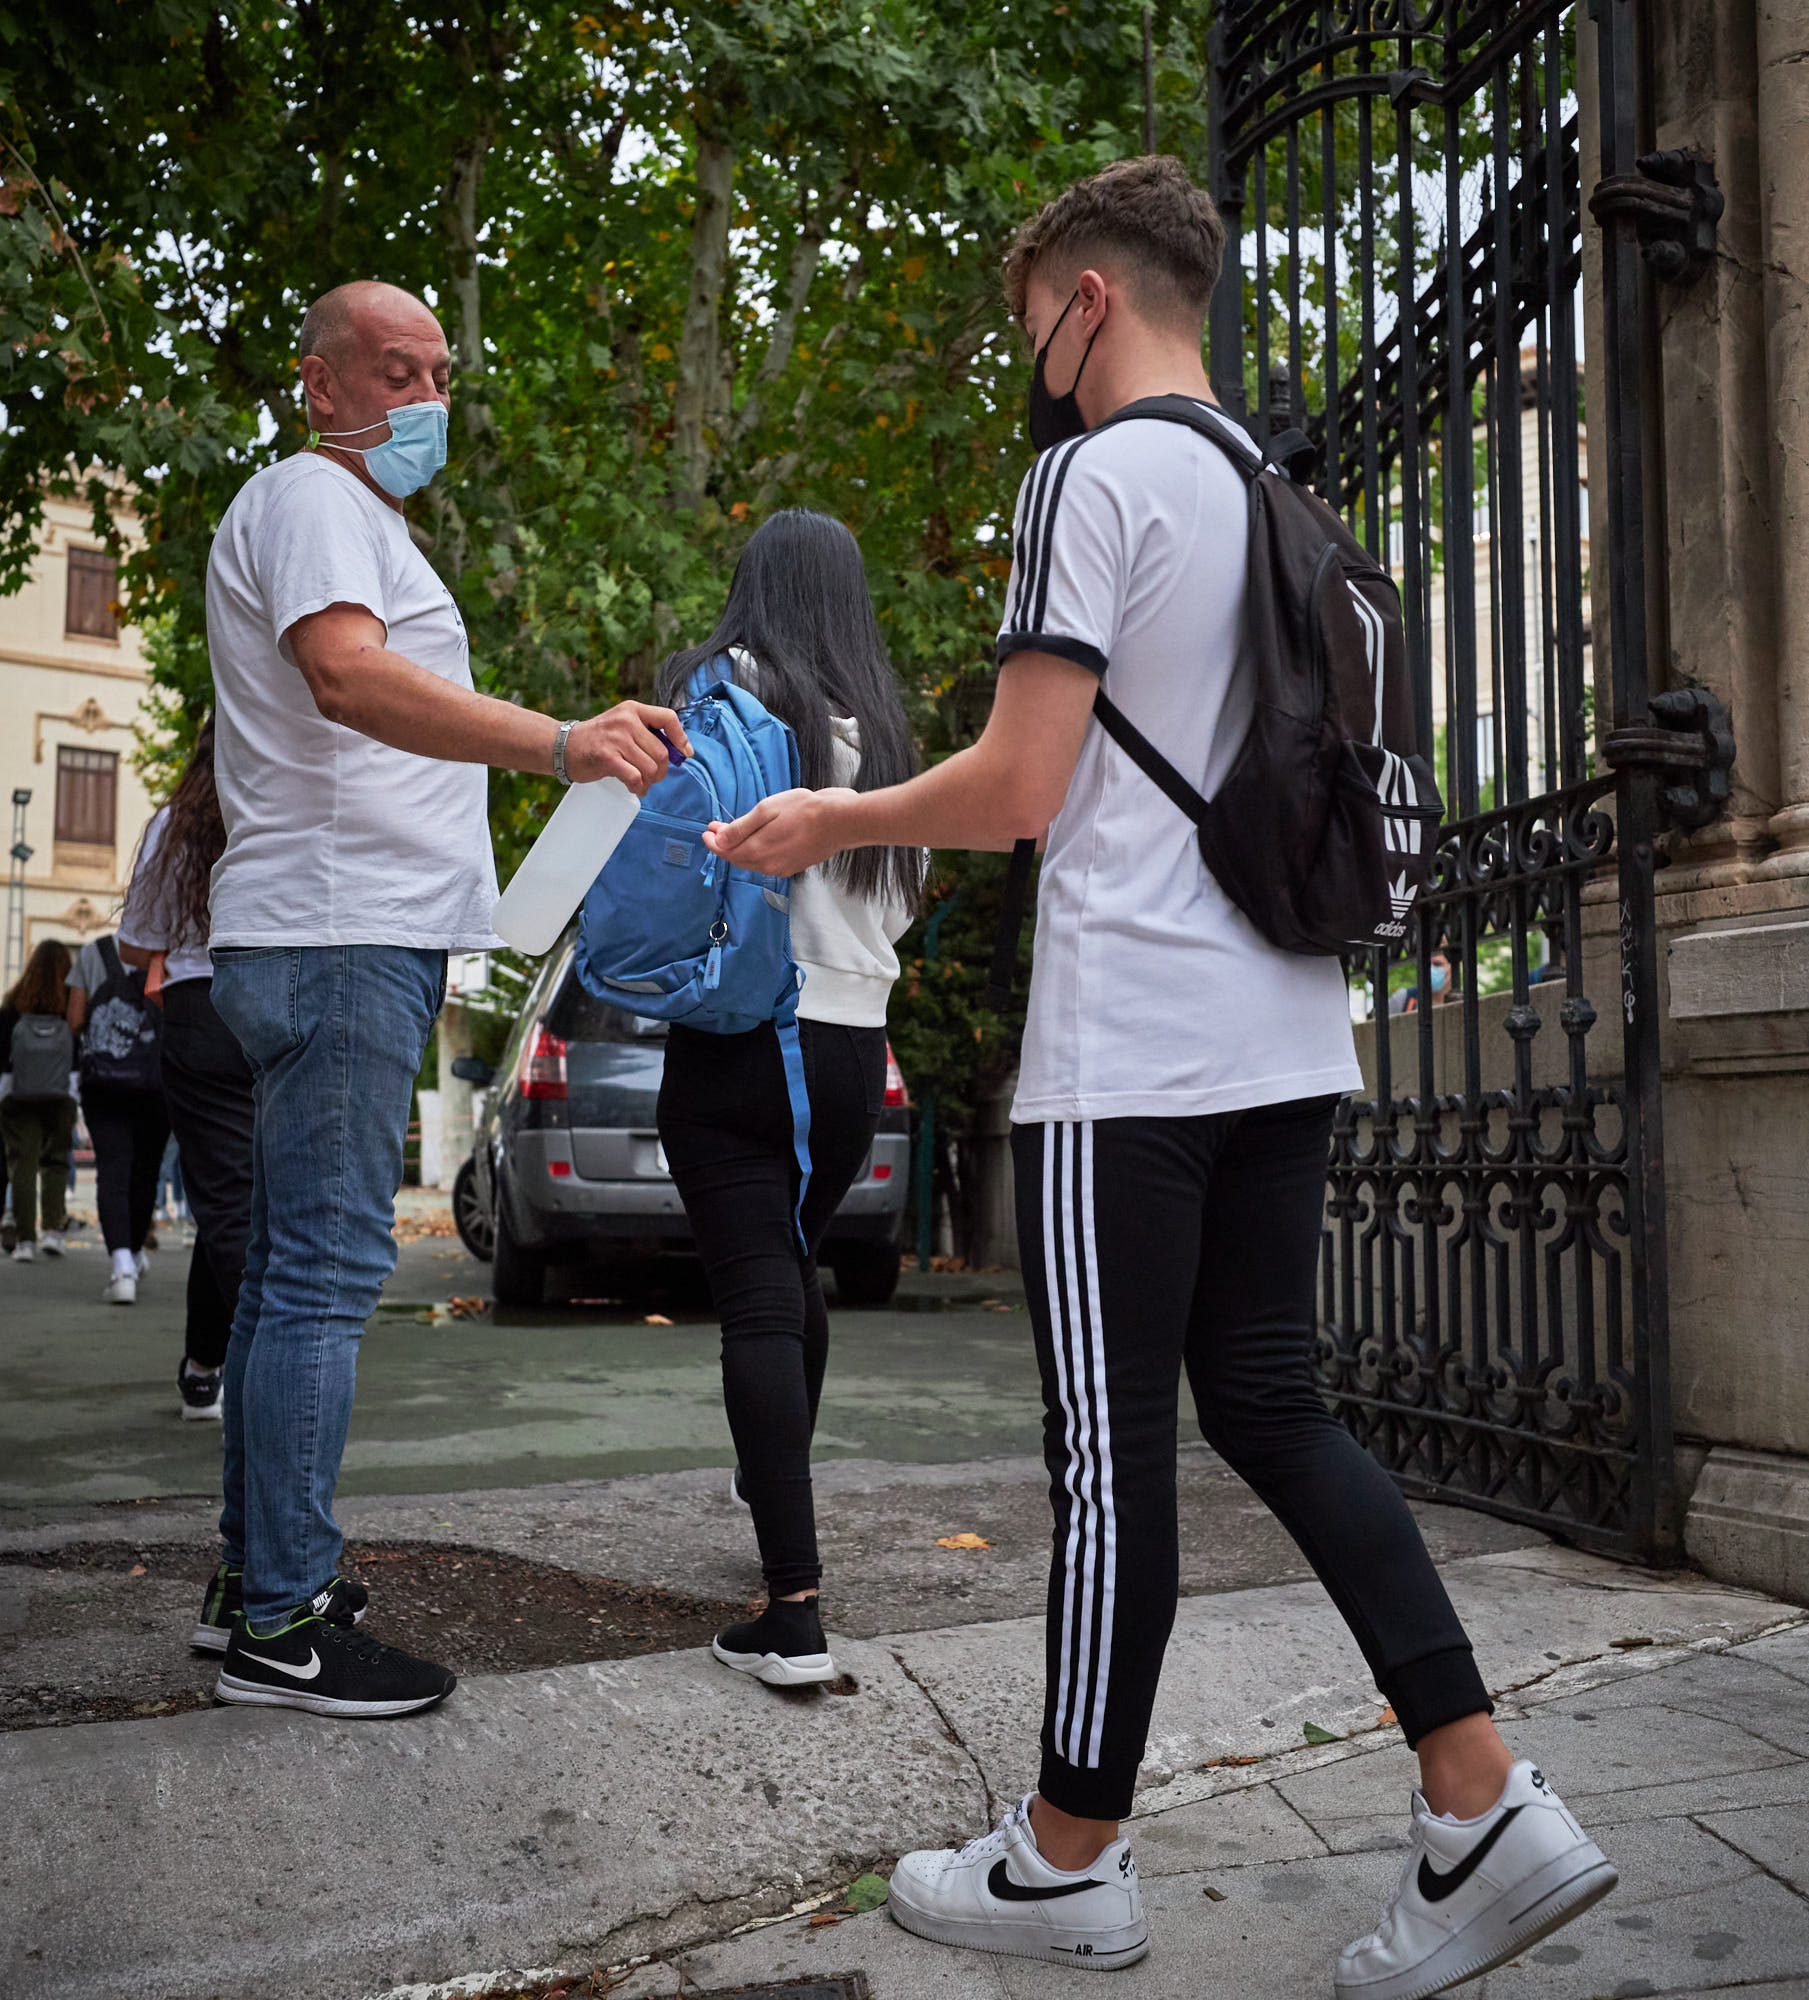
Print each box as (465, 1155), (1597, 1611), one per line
(190, 1566), (370, 1656)
(215, 1613), (454, 1717)
(711, 1597), (836, 1686)
(887, 1792), (1148, 1970)
(1335, 1760), (1616, 1999)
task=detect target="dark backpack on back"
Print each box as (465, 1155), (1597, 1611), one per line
(77, 934), (161, 1092)
(986, 397), (1443, 1005)
(9, 1013), (74, 1102)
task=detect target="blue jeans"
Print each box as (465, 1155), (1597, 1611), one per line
(211, 945), (445, 1628)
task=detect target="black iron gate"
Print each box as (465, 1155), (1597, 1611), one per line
(1205, 1), (1728, 1559)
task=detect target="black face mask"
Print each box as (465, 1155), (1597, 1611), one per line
(1027, 290), (1101, 453)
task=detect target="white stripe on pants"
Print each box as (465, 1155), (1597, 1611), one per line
(1041, 1119), (1119, 1768)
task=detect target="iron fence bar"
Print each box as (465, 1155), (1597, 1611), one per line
(1593, 0), (1677, 1559)
(1494, 50), (1530, 802)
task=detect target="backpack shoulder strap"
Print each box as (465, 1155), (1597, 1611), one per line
(1094, 394), (1269, 482)
(95, 934), (132, 999)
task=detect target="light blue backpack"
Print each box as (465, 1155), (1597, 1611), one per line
(573, 659), (812, 1237)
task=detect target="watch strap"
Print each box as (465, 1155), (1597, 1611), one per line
(553, 717), (577, 785)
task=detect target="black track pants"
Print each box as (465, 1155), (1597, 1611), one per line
(1016, 1097), (1491, 1822)
(81, 1084), (169, 1256)
(659, 1018), (886, 1598)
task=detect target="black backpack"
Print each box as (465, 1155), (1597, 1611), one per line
(986, 396), (1443, 1005)
(77, 934), (162, 1092)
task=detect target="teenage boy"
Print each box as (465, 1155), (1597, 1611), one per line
(704, 158), (1617, 1995)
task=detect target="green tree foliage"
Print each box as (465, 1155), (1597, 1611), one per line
(0, 1), (1208, 1238)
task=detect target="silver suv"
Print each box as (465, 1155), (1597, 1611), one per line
(452, 933), (908, 1308)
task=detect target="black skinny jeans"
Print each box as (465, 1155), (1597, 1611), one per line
(1016, 1096), (1492, 1822)
(81, 1084), (169, 1258)
(161, 977), (256, 1372)
(658, 1017), (886, 1599)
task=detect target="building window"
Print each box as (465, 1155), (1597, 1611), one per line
(65, 546), (119, 640)
(54, 746), (118, 849)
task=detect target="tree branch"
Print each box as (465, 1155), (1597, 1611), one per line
(730, 172), (857, 449)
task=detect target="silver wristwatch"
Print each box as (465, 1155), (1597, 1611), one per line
(552, 718), (578, 786)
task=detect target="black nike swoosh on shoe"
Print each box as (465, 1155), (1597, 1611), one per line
(987, 1859), (1105, 1903)
(1417, 1805), (1524, 1904)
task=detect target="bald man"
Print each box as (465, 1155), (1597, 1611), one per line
(195, 281), (689, 1717)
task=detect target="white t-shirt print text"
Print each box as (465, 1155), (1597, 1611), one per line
(996, 409), (1362, 1125)
(203, 453), (498, 951)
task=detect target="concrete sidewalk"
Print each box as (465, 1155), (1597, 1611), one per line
(4, 1543), (1804, 2000)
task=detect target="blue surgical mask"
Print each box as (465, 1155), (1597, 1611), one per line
(1430, 962), (1449, 993)
(309, 398), (448, 498)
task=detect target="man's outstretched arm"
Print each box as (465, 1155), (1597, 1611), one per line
(703, 653), (1098, 875)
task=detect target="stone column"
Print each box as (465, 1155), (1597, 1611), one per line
(1755, 0), (1809, 879)
(1649, 0), (1780, 883)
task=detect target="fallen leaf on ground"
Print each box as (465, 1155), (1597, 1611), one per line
(644, 1313), (674, 1326)
(1377, 1706), (1398, 1726)
(808, 1912), (840, 1927)
(1203, 1885), (1228, 1901)
(1201, 1754), (1262, 1768)
(128, 1564), (146, 1577)
(936, 1532), (990, 1550)
(1302, 1721), (1338, 1745)
(842, 1872), (889, 1913)
(1611, 1635), (1653, 1650)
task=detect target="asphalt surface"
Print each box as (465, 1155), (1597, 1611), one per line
(0, 1216), (1049, 1508)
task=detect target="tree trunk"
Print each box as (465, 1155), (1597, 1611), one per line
(442, 119), (495, 439)
(673, 128), (736, 508)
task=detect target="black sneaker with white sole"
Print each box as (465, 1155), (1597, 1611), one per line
(711, 1597), (835, 1686)
(216, 1613), (454, 1717)
(191, 1566), (370, 1656)
(1334, 1760), (1617, 2000)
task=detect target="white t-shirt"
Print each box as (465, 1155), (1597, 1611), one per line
(791, 717), (914, 1027)
(204, 453), (497, 949)
(997, 405), (1361, 1124)
(117, 807), (212, 986)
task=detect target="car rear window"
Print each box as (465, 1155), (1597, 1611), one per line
(544, 973), (668, 1045)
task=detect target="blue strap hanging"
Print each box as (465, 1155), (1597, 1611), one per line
(774, 989), (812, 1253)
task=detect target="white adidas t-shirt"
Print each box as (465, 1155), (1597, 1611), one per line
(998, 404), (1361, 1124)
(204, 453), (497, 949)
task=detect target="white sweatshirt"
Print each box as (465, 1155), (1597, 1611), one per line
(791, 715), (915, 1027)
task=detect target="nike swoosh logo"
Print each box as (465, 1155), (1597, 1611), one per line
(988, 1859), (1104, 1904)
(242, 1647), (323, 1682)
(1418, 1806), (1523, 1904)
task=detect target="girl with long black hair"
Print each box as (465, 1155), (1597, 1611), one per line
(654, 508), (926, 1687)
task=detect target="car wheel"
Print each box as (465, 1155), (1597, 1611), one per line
(829, 1242), (902, 1307)
(452, 1158), (494, 1262)
(492, 1204), (546, 1308)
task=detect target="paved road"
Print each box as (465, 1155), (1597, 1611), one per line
(0, 1220), (1048, 1509)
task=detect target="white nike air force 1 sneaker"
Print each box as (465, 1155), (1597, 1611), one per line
(1335, 1759), (1617, 2000)
(888, 1794), (1148, 1971)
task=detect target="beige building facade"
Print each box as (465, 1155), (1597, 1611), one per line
(1, 492), (159, 986)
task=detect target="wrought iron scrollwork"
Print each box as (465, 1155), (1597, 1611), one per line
(1208, 0), (1683, 1556)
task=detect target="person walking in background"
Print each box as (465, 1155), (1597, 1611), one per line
(1, 941), (78, 1264)
(200, 278), (687, 1718)
(650, 510), (924, 1689)
(66, 930), (166, 1305)
(116, 715), (254, 1436)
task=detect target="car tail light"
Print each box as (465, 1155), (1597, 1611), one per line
(548, 1159), (572, 1178)
(519, 1021), (567, 1100)
(883, 1041), (907, 1108)
(872, 1163), (893, 1180)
